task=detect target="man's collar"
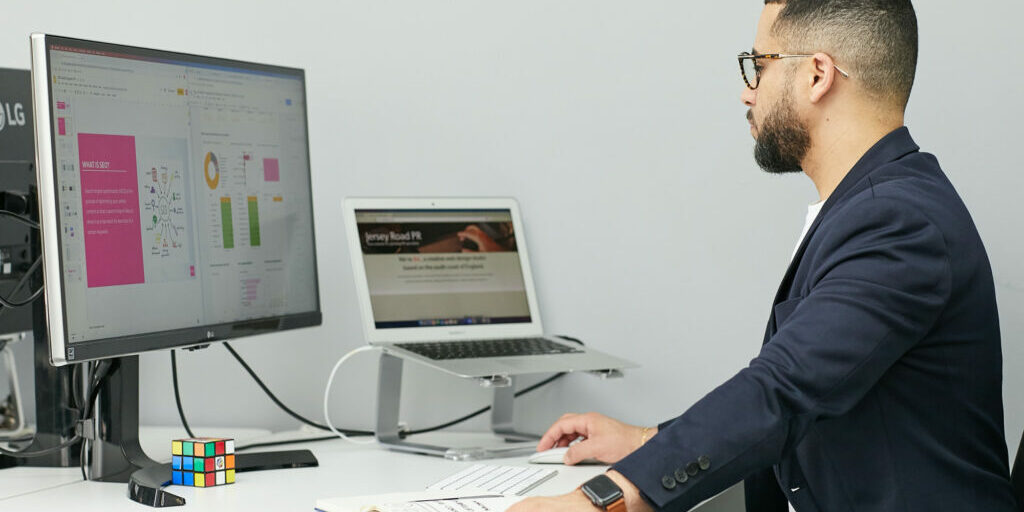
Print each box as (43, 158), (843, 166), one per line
(821, 126), (920, 209)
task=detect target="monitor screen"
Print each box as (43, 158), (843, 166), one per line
(353, 209), (531, 329)
(32, 35), (320, 364)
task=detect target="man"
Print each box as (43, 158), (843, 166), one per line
(509, 1), (1017, 511)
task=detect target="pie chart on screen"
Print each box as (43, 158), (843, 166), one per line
(204, 151), (220, 189)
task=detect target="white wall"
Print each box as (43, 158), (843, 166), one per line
(4, 0), (1024, 465)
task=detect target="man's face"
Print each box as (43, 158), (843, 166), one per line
(742, 5), (810, 175)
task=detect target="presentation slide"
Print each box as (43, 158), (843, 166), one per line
(355, 210), (531, 328)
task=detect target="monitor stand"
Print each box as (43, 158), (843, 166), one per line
(92, 353), (322, 507)
(0, 283), (320, 506)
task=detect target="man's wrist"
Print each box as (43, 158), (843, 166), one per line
(605, 470), (654, 512)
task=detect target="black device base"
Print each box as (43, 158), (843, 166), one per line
(127, 449), (319, 507)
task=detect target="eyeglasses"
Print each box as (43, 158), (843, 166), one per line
(737, 51), (851, 90)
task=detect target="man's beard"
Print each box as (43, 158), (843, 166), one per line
(752, 90), (810, 175)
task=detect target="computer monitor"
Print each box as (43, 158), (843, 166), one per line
(31, 34), (320, 365)
(26, 34), (321, 487)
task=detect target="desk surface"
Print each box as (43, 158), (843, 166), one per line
(1, 427), (744, 511)
(1, 427), (610, 511)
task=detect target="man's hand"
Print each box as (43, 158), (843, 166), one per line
(507, 471), (654, 512)
(537, 412), (656, 465)
(507, 488), (594, 512)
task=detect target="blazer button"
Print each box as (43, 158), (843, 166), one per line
(674, 468), (689, 483)
(686, 462), (700, 476)
(661, 475), (677, 490)
(698, 455), (711, 471)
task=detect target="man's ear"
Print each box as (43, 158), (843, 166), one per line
(808, 52), (839, 104)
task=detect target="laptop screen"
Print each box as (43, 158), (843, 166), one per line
(353, 209), (532, 329)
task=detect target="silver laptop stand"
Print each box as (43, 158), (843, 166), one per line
(375, 352), (541, 460)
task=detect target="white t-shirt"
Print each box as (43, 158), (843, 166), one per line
(792, 201), (824, 260)
(786, 200), (823, 512)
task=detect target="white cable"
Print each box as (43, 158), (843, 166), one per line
(323, 345), (380, 445)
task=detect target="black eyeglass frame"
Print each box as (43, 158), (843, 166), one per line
(737, 51), (851, 90)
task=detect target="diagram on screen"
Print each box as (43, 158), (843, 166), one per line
(142, 162), (188, 258)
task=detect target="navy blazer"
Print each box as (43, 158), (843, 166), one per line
(613, 128), (1017, 511)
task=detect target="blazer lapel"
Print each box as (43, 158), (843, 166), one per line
(763, 127), (920, 343)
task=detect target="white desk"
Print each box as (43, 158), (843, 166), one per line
(1, 427), (744, 511)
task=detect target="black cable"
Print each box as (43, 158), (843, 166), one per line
(222, 342), (371, 436)
(177, 337), (584, 450)
(170, 350), (197, 439)
(0, 209), (39, 229)
(238, 371), (569, 448)
(77, 360), (114, 480)
(401, 372), (567, 437)
(400, 336), (585, 438)
(0, 435), (82, 458)
(0, 257), (43, 309)
(73, 363), (88, 481)
(236, 435), (338, 452)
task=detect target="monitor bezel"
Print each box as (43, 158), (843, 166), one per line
(30, 33), (322, 366)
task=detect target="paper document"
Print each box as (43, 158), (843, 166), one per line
(314, 490), (522, 512)
(315, 464), (553, 512)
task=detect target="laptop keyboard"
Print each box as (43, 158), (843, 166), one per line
(395, 337), (583, 360)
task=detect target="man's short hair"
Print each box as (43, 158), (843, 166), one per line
(764, 0), (918, 110)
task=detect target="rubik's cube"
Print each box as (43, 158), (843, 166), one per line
(170, 437), (236, 487)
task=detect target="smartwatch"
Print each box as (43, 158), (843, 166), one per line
(581, 474), (626, 512)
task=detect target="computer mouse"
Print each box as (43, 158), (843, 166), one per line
(527, 446), (601, 465)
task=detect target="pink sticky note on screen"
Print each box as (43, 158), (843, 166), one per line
(58, 118), (66, 135)
(263, 158), (279, 182)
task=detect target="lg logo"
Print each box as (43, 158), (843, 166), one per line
(0, 100), (26, 132)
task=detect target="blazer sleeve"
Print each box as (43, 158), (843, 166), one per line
(612, 197), (952, 511)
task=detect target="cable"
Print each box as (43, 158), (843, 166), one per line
(222, 342), (371, 436)
(73, 363), (88, 481)
(323, 346), (380, 445)
(170, 350), (197, 439)
(0, 257), (43, 309)
(0, 435), (81, 458)
(181, 337), (584, 450)
(401, 372), (567, 437)
(235, 435), (338, 452)
(0, 209), (39, 229)
(400, 336), (585, 437)
(78, 360), (114, 480)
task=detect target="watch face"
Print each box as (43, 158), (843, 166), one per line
(582, 474), (624, 507)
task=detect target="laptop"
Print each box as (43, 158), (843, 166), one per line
(342, 197), (636, 378)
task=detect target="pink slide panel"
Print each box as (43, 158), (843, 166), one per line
(263, 158), (280, 182)
(78, 133), (145, 288)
